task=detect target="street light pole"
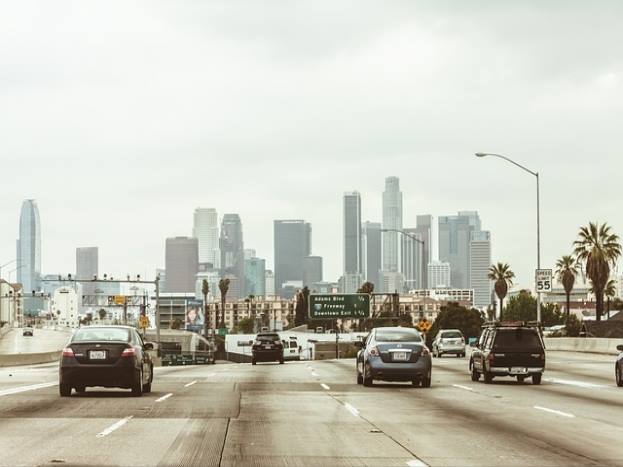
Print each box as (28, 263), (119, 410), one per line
(475, 152), (542, 323)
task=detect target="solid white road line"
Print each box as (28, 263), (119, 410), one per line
(96, 416), (133, 438)
(544, 378), (608, 389)
(534, 406), (575, 418)
(321, 383), (330, 390)
(0, 382), (57, 397)
(184, 381), (197, 388)
(344, 402), (360, 417)
(155, 393), (174, 402)
(406, 459), (429, 467)
(452, 384), (474, 392)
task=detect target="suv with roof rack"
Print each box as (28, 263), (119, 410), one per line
(469, 321), (546, 385)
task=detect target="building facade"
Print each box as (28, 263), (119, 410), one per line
(193, 208), (220, 268)
(343, 191), (362, 276)
(428, 261), (451, 289)
(409, 288), (474, 307)
(438, 212), (481, 289)
(470, 230), (492, 309)
(76, 247), (98, 298)
(381, 177), (403, 275)
(245, 256), (266, 297)
(274, 220), (311, 295)
(303, 256), (323, 288)
(265, 270), (275, 296)
(17, 199), (42, 295)
(165, 237), (199, 293)
(220, 214), (245, 300)
(415, 215), (433, 289)
(362, 221), (382, 289)
(401, 228), (423, 291)
(205, 297), (295, 331)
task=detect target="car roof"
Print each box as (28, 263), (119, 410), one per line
(439, 329), (462, 333)
(373, 326), (417, 331)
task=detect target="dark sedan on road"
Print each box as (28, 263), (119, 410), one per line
(616, 344), (623, 387)
(59, 325), (154, 397)
(252, 332), (284, 365)
(356, 327), (432, 387)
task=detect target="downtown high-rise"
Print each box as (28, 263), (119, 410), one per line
(343, 192), (363, 293)
(381, 177), (403, 292)
(193, 208), (219, 269)
(76, 247), (98, 298)
(165, 237), (199, 293)
(470, 230), (492, 309)
(274, 220), (311, 295)
(415, 215), (433, 289)
(362, 221), (382, 289)
(17, 199), (41, 294)
(220, 214), (245, 300)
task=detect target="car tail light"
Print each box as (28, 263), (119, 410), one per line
(62, 347), (74, 357)
(531, 353), (545, 361)
(487, 353), (495, 364)
(121, 347), (136, 358)
(369, 346), (380, 358)
(421, 346), (430, 356)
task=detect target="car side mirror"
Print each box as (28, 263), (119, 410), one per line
(617, 344), (623, 352)
(144, 342), (155, 351)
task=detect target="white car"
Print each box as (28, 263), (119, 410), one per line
(22, 326), (34, 337)
(432, 329), (466, 358)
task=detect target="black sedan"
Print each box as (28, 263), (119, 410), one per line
(616, 344), (623, 387)
(59, 326), (154, 397)
(252, 333), (284, 365)
(356, 327), (432, 387)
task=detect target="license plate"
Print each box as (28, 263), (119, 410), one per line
(393, 352), (408, 361)
(263, 345), (272, 349)
(510, 367), (527, 375)
(89, 350), (106, 360)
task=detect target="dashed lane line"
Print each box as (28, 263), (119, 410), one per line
(96, 416), (133, 438)
(452, 384), (474, 392)
(544, 378), (608, 389)
(184, 381), (197, 388)
(534, 406), (575, 418)
(320, 383), (330, 390)
(155, 393), (174, 402)
(406, 459), (430, 467)
(0, 382), (57, 397)
(343, 402), (360, 417)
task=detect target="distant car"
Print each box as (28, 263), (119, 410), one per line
(252, 332), (284, 365)
(356, 327), (432, 387)
(59, 325), (154, 397)
(432, 329), (465, 358)
(615, 344), (623, 387)
(470, 322), (545, 385)
(282, 337), (301, 361)
(543, 324), (566, 337)
(22, 327), (34, 337)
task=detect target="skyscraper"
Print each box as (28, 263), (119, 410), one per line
(381, 177), (403, 292)
(76, 247), (98, 298)
(220, 214), (245, 299)
(274, 220), (311, 295)
(428, 261), (451, 289)
(193, 208), (219, 268)
(362, 221), (382, 289)
(438, 213), (480, 289)
(401, 228), (423, 291)
(17, 199), (41, 295)
(470, 231), (492, 309)
(343, 191), (362, 276)
(303, 256), (323, 288)
(165, 237), (199, 293)
(265, 270), (275, 296)
(415, 215), (433, 289)
(245, 256), (266, 297)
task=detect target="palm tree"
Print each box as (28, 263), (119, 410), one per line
(218, 278), (230, 329)
(555, 255), (579, 326)
(357, 281), (374, 294)
(488, 263), (515, 320)
(202, 279), (210, 335)
(574, 222), (622, 321)
(591, 279), (617, 320)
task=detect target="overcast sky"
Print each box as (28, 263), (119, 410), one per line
(1, 1), (622, 287)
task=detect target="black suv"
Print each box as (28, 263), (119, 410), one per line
(470, 322), (545, 385)
(252, 333), (284, 365)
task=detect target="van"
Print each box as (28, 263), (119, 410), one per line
(282, 337), (301, 361)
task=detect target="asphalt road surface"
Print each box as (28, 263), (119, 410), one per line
(0, 328), (70, 354)
(0, 350), (622, 466)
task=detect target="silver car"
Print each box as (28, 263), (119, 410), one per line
(356, 327), (432, 387)
(432, 329), (466, 358)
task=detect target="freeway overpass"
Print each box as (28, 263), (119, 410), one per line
(0, 350), (621, 466)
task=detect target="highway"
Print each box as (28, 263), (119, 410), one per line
(0, 328), (70, 354)
(0, 351), (622, 466)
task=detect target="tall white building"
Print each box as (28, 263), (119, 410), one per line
(343, 192), (362, 276)
(428, 261), (451, 289)
(265, 270), (275, 297)
(17, 199), (41, 294)
(402, 228), (423, 291)
(381, 177), (403, 292)
(470, 231), (492, 309)
(193, 208), (220, 269)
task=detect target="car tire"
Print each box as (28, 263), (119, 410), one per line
(421, 368), (432, 388)
(132, 370), (143, 397)
(471, 366), (480, 382)
(483, 370), (493, 384)
(363, 362), (373, 387)
(357, 370), (363, 385)
(75, 385), (85, 393)
(252, 358), (256, 365)
(279, 357), (285, 364)
(532, 373), (542, 385)
(616, 365), (623, 387)
(143, 367), (153, 393)
(59, 383), (72, 397)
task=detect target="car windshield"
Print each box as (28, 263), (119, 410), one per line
(375, 328), (422, 342)
(441, 331), (463, 339)
(72, 328), (131, 343)
(257, 334), (280, 342)
(494, 329), (542, 348)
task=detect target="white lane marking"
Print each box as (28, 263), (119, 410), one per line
(452, 384), (474, 392)
(544, 378), (608, 389)
(344, 402), (360, 417)
(406, 460), (429, 467)
(0, 382), (57, 397)
(96, 416), (133, 438)
(311, 371), (319, 377)
(155, 393), (173, 402)
(534, 406), (575, 418)
(321, 383), (330, 390)
(184, 381), (197, 388)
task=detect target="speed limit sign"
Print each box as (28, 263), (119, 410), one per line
(535, 269), (553, 293)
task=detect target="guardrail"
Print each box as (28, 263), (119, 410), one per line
(544, 337), (623, 355)
(0, 350), (60, 367)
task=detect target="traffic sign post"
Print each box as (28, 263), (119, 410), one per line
(535, 269), (553, 293)
(308, 294), (371, 320)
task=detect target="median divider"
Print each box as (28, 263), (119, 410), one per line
(0, 350), (61, 367)
(544, 337), (622, 355)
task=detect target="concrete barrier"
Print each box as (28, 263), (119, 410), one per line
(0, 350), (60, 367)
(544, 337), (623, 355)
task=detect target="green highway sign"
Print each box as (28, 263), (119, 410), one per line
(309, 294), (371, 320)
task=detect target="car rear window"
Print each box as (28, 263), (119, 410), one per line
(375, 328), (422, 342)
(257, 334), (280, 342)
(72, 328), (130, 343)
(494, 329), (542, 349)
(441, 331), (463, 339)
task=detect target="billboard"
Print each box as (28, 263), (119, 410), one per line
(185, 299), (204, 333)
(309, 294), (371, 320)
